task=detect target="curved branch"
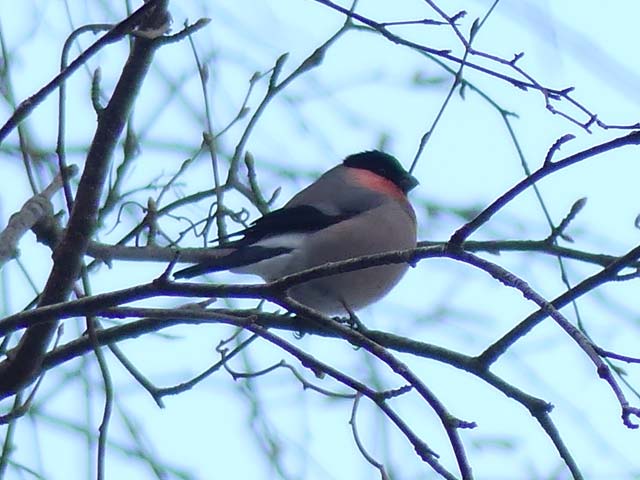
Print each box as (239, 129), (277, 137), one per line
(450, 130), (640, 244)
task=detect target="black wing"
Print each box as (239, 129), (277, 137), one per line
(173, 205), (357, 279)
(227, 204), (357, 246)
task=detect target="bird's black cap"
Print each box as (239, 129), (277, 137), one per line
(343, 150), (419, 193)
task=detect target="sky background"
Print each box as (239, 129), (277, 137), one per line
(1, 1), (640, 479)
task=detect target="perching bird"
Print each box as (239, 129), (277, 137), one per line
(174, 150), (418, 314)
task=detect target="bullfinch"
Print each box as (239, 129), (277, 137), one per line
(174, 150), (419, 314)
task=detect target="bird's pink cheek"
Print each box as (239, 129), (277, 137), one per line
(349, 168), (405, 200)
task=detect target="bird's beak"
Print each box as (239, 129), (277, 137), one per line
(401, 174), (419, 193)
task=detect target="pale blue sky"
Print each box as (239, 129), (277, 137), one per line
(1, 1), (640, 479)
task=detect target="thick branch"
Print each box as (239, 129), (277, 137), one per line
(0, 0), (169, 398)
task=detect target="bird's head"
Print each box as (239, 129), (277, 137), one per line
(342, 150), (419, 194)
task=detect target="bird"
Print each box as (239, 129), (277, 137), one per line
(174, 150), (419, 315)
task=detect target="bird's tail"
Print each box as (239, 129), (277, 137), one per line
(173, 245), (292, 279)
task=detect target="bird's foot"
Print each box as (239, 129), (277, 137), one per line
(333, 310), (368, 333)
